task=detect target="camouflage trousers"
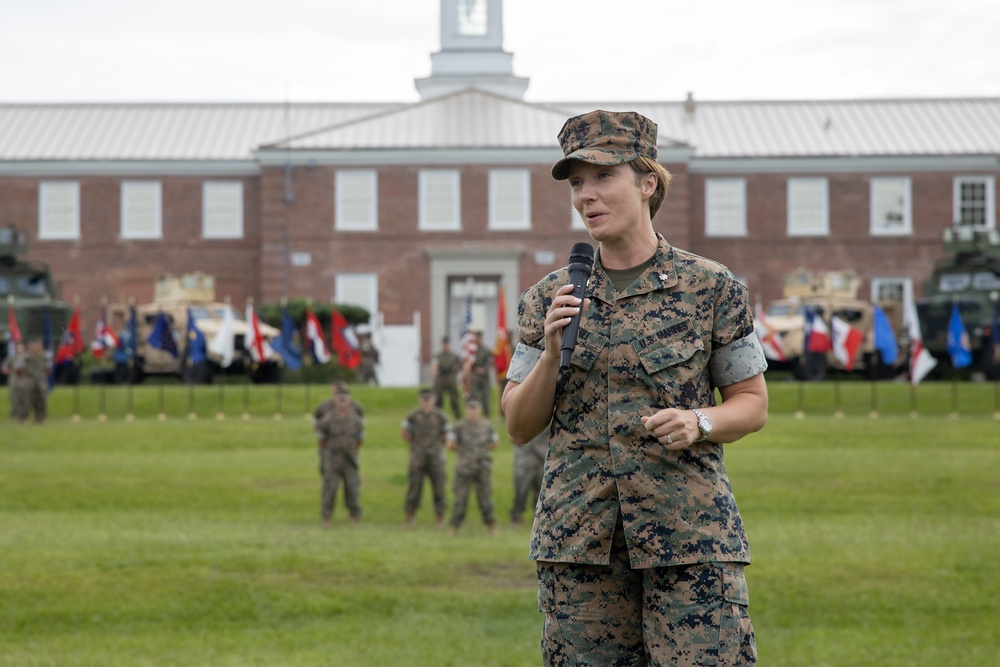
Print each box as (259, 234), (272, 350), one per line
(536, 522), (756, 666)
(435, 381), (462, 419)
(404, 451), (448, 517)
(320, 448), (361, 520)
(449, 466), (495, 527)
(510, 451), (544, 522)
(469, 374), (491, 416)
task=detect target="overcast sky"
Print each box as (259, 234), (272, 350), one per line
(3, 0), (997, 104)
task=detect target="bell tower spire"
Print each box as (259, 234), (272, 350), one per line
(415, 0), (529, 100)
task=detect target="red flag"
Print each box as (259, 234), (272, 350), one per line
(7, 304), (22, 343)
(90, 308), (120, 359)
(55, 306), (85, 365)
(331, 309), (361, 369)
(304, 308), (331, 364)
(806, 310), (832, 353)
(754, 302), (788, 362)
(245, 303), (273, 363)
(831, 315), (863, 371)
(493, 283), (512, 378)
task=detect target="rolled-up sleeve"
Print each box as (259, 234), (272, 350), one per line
(709, 330), (768, 387)
(506, 342), (543, 384)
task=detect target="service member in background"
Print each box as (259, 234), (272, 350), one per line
(445, 399), (498, 536)
(16, 338), (49, 425)
(314, 380), (364, 422)
(503, 110), (768, 667)
(510, 428), (548, 525)
(431, 336), (463, 418)
(400, 388), (451, 525)
(314, 387), (365, 526)
(466, 331), (494, 417)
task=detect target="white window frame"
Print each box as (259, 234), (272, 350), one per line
(335, 170), (378, 232)
(870, 177), (912, 236)
(335, 273), (379, 319)
(202, 181), (244, 239)
(705, 178), (747, 237)
(787, 177), (829, 237)
(871, 276), (912, 308)
(419, 170), (461, 231)
(488, 169), (531, 231)
(38, 181), (80, 240)
(953, 175), (995, 231)
(121, 180), (162, 240)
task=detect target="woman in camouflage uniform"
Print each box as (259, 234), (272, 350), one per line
(502, 110), (769, 666)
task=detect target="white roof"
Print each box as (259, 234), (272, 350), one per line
(2, 92), (999, 162)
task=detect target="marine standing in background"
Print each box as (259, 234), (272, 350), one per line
(3, 341), (29, 421)
(356, 331), (379, 386)
(314, 380), (364, 422)
(19, 338), (49, 424)
(401, 387), (451, 525)
(446, 399), (498, 536)
(510, 428), (548, 524)
(314, 388), (365, 526)
(432, 336), (463, 418)
(467, 331), (494, 417)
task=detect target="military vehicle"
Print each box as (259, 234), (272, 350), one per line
(760, 268), (903, 380)
(915, 226), (1000, 378)
(109, 272), (283, 384)
(0, 226), (73, 381)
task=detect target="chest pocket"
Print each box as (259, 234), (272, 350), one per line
(634, 329), (705, 375)
(569, 327), (608, 372)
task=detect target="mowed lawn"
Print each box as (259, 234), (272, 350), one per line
(1, 384), (998, 666)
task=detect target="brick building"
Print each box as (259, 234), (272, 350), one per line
(1, 0), (998, 382)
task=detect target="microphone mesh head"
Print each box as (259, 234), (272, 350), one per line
(569, 242), (594, 262)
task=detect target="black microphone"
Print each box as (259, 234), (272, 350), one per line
(560, 242), (595, 369)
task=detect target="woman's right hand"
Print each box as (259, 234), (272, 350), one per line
(542, 283), (588, 360)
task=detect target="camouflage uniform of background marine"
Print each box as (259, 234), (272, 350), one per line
(314, 400), (365, 523)
(510, 428), (548, 524)
(468, 335), (493, 417)
(447, 401), (498, 531)
(357, 333), (379, 386)
(14, 341), (49, 423)
(509, 235), (768, 667)
(401, 393), (451, 522)
(3, 343), (30, 421)
(433, 339), (463, 418)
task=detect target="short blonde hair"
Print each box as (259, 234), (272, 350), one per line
(630, 157), (672, 220)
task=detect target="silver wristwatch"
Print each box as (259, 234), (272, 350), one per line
(692, 409), (713, 442)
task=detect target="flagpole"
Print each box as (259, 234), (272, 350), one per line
(909, 383), (918, 419)
(869, 380), (879, 419)
(215, 296), (232, 421)
(795, 379), (805, 419)
(949, 378), (959, 419)
(126, 298), (135, 422)
(97, 296), (108, 422)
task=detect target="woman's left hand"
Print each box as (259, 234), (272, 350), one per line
(641, 408), (700, 451)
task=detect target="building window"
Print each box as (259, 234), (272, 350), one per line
(870, 177), (911, 236)
(488, 169), (530, 230)
(954, 176), (995, 230)
(335, 170), (378, 232)
(419, 170), (460, 231)
(38, 181), (80, 240)
(202, 181), (243, 239)
(705, 178), (746, 237)
(787, 178), (829, 236)
(121, 181), (162, 239)
(336, 273), (378, 319)
(871, 276), (912, 307)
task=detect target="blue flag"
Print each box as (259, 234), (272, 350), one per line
(990, 300), (1000, 380)
(115, 306), (137, 364)
(147, 311), (179, 358)
(872, 304), (898, 365)
(947, 302), (972, 369)
(186, 309), (207, 365)
(272, 308), (303, 371)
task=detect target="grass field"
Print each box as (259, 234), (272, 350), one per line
(1, 383), (999, 666)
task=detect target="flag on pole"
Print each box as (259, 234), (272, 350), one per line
(147, 311), (179, 358)
(208, 303), (235, 368)
(831, 314), (864, 371)
(245, 303), (273, 363)
(754, 302), (788, 362)
(185, 309), (207, 366)
(947, 302), (972, 369)
(493, 283), (512, 379)
(272, 308), (303, 371)
(990, 300), (1000, 380)
(304, 308), (330, 364)
(115, 305), (138, 365)
(904, 296), (937, 385)
(872, 304), (899, 365)
(805, 309), (832, 353)
(460, 277), (477, 366)
(6, 301), (23, 359)
(90, 308), (119, 359)
(330, 309), (361, 369)
(55, 305), (86, 365)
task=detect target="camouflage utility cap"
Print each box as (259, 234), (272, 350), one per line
(551, 110), (658, 180)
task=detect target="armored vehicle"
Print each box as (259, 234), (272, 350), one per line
(0, 226), (73, 380)
(109, 273), (283, 383)
(915, 226), (1000, 377)
(760, 268), (902, 380)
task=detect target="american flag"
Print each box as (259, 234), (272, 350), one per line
(460, 277), (477, 365)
